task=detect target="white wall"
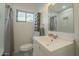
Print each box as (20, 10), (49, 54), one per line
(36, 4), (50, 35)
(73, 4), (79, 56)
(13, 3), (36, 53)
(0, 4), (5, 52)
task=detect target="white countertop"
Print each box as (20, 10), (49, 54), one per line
(33, 36), (73, 52)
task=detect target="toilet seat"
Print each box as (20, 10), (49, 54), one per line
(20, 43), (33, 52)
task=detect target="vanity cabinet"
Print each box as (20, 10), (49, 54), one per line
(33, 40), (48, 56)
(33, 36), (74, 56)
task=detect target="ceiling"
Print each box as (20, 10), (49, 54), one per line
(49, 3), (73, 13)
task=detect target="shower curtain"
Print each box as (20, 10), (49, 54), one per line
(4, 5), (14, 56)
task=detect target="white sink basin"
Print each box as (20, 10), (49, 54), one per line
(34, 36), (73, 52)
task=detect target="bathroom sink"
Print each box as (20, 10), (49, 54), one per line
(34, 36), (73, 52)
(36, 36), (54, 46)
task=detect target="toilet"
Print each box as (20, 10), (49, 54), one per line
(20, 43), (33, 56)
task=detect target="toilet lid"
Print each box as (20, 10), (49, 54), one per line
(20, 43), (33, 51)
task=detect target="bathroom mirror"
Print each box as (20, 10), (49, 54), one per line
(48, 3), (74, 33)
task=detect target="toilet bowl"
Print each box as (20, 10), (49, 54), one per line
(20, 43), (33, 56)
